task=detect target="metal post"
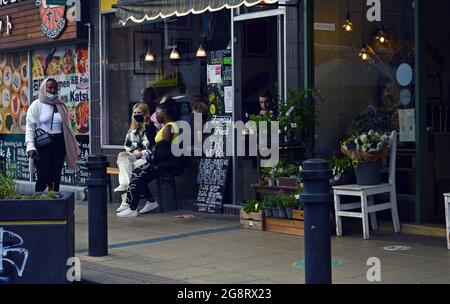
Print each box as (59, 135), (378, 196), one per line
(85, 154), (109, 256)
(300, 159), (332, 284)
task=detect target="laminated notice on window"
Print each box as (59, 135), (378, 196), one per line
(207, 65), (222, 84)
(398, 109), (415, 142)
(224, 86), (233, 113)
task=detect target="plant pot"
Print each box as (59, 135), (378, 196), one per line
(268, 177), (276, 186)
(278, 176), (298, 187)
(354, 159), (383, 186)
(278, 207), (287, 219)
(263, 207), (273, 218)
(271, 207), (279, 218)
(285, 207), (295, 219)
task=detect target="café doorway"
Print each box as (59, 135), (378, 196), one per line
(232, 9), (285, 204)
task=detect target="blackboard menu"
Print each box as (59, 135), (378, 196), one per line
(0, 134), (89, 186)
(194, 157), (230, 213)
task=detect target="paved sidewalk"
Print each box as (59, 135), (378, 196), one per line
(75, 201), (450, 284)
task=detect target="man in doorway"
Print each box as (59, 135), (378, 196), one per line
(259, 91), (277, 117)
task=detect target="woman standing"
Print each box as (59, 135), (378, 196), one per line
(25, 78), (81, 192)
(117, 100), (184, 217)
(115, 102), (154, 212)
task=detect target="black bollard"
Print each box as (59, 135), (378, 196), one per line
(85, 154), (109, 256)
(300, 159), (332, 284)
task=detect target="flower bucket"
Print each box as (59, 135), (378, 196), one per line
(354, 159), (383, 186)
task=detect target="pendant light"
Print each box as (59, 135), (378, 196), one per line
(358, 1), (373, 62)
(342, 0), (353, 32)
(144, 39), (155, 62)
(170, 45), (180, 60)
(375, 21), (388, 45)
(170, 37), (180, 60)
(196, 42), (207, 58)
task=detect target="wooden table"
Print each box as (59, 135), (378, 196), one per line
(445, 193), (450, 250)
(250, 183), (299, 200)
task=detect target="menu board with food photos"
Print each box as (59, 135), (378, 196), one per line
(0, 52), (29, 135)
(32, 44), (90, 136)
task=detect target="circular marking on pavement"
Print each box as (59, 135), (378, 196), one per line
(292, 259), (343, 269)
(382, 245), (411, 251)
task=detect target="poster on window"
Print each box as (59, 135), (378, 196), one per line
(0, 53), (29, 135)
(32, 44), (89, 136)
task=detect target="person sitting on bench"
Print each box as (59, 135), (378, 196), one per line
(117, 100), (184, 217)
(115, 103), (156, 212)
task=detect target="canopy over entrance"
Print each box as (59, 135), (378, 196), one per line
(114, 0), (280, 24)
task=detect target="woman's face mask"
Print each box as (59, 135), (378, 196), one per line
(46, 92), (58, 101)
(133, 114), (145, 123)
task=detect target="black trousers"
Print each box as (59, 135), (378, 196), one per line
(35, 133), (66, 192)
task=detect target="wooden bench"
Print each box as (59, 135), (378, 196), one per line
(106, 166), (179, 212)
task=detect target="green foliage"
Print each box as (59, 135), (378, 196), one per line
(278, 88), (321, 142)
(283, 163), (299, 177)
(248, 113), (275, 133)
(0, 161), (61, 200)
(242, 200), (262, 213)
(282, 195), (299, 208)
(273, 193), (284, 208)
(329, 154), (353, 178)
(260, 166), (272, 178)
(262, 196), (274, 208)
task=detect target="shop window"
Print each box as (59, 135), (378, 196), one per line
(102, 11), (231, 146)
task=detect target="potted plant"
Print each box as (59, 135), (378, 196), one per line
(329, 154), (354, 186)
(259, 167), (272, 185)
(261, 196), (273, 217)
(269, 166), (283, 186)
(274, 193), (287, 218)
(0, 163), (75, 284)
(283, 195), (298, 219)
(278, 163), (299, 187)
(341, 130), (390, 185)
(277, 88), (319, 144)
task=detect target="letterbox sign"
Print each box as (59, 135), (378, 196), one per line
(0, 0), (87, 52)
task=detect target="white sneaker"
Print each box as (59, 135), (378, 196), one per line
(116, 202), (130, 213)
(114, 184), (128, 192)
(117, 208), (138, 218)
(139, 201), (159, 214)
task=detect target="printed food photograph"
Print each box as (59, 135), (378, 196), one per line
(19, 61), (28, 83)
(2, 87), (11, 109)
(3, 111), (14, 134)
(3, 66), (12, 87)
(76, 45), (88, 75)
(62, 48), (76, 75)
(76, 101), (89, 134)
(20, 84), (29, 107)
(32, 55), (45, 78)
(11, 93), (21, 117)
(12, 70), (21, 93)
(18, 109), (27, 132)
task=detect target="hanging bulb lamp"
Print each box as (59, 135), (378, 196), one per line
(358, 45), (372, 61)
(342, 12), (353, 32)
(145, 50), (155, 62)
(170, 46), (180, 60)
(196, 44), (207, 57)
(375, 30), (388, 44)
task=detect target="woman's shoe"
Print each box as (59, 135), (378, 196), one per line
(139, 201), (159, 214)
(117, 208), (138, 218)
(116, 202), (130, 212)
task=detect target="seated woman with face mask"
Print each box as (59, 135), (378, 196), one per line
(115, 103), (154, 212)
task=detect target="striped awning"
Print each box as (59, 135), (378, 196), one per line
(115, 0), (280, 24)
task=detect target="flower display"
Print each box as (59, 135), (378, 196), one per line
(341, 130), (390, 163)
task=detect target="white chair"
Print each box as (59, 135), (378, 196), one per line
(444, 193), (450, 249)
(333, 131), (400, 239)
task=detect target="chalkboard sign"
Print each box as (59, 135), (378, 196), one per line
(194, 157), (230, 213)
